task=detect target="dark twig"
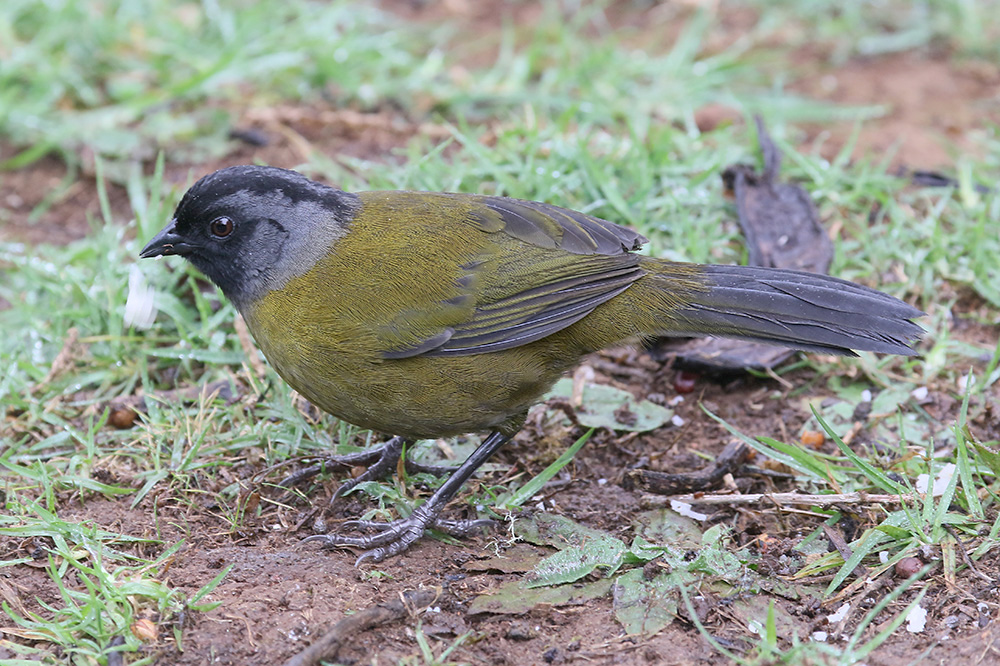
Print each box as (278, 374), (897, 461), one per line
(282, 587), (441, 666)
(944, 524), (993, 583)
(623, 441), (751, 494)
(823, 524), (868, 579)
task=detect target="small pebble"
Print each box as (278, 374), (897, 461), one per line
(895, 557), (922, 578)
(906, 604), (928, 633)
(826, 603), (850, 623)
(506, 622), (534, 641)
(801, 430), (824, 449)
(108, 405), (139, 429)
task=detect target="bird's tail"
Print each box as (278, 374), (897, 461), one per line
(637, 261), (924, 356)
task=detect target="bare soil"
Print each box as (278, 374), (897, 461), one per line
(792, 50), (1000, 168)
(3, 4), (998, 666)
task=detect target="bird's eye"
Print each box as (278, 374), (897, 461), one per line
(210, 216), (235, 238)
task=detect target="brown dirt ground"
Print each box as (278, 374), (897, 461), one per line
(3, 4), (999, 666)
(792, 50), (1000, 168)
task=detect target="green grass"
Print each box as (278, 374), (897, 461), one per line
(1, 0), (441, 169)
(0, 0), (888, 175)
(0, 498), (229, 664)
(3, 0), (1000, 663)
(746, 0), (1000, 62)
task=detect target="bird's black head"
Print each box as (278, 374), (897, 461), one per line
(141, 166), (359, 309)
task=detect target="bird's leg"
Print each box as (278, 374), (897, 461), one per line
(276, 435), (456, 498)
(304, 430), (511, 564)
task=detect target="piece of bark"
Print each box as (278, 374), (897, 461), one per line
(725, 116), (833, 273)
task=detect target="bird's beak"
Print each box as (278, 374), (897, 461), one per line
(140, 220), (194, 258)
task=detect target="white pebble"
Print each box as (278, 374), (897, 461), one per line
(670, 500), (708, 521)
(906, 604), (928, 633)
(958, 374), (974, 393)
(917, 464), (956, 496)
(827, 603), (850, 624)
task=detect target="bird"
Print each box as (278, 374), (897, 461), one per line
(140, 165), (923, 563)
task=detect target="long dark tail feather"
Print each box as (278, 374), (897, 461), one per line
(670, 264), (924, 356)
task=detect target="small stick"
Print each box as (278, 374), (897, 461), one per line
(645, 491), (914, 508)
(824, 524), (868, 579)
(624, 441), (751, 495)
(283, 588), (441, 666)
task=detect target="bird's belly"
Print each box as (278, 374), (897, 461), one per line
(277, 353), (553, 439)
(244, 310), (555, 438)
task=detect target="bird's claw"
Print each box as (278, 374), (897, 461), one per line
(304, 510), (431, 564)
(304, 511), (495, 563)
(339, 518), (395, 532)
(278, 437), (418, 498)
(432, 517), (495, 537)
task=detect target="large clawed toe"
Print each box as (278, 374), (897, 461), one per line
(337, 516), (493, 537)
(278, 436), (462, 499)
(339, 518), (396, 532)
(304, 509), (434, 563)
(277, 436), (408, 493)
(331, 436), (407, 498)
(430, 517), (496, 537)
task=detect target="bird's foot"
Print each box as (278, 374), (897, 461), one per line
(306, 430), (511, 564)
(276, 436), (455, 499)
(305, 506), (494, 564)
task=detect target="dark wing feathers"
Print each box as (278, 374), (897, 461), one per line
(379, 194), (646, 359)
(477, 197), (647, 255)
(382, 329), (455, 360)
(433, 264), (641, 355)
